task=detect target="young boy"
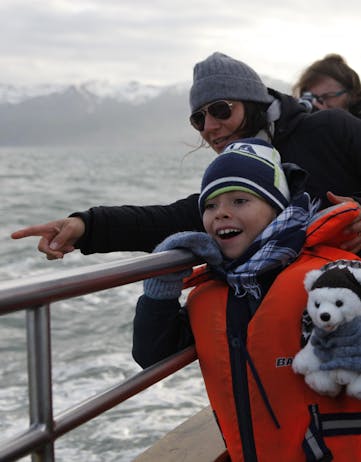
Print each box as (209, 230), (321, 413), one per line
(133, 138), (361, 462)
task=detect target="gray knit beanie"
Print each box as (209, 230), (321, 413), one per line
(190, 52), (273, 112)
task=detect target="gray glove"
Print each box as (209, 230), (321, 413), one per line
(144, 232), (223, 300)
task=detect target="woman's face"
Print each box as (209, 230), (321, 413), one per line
(307, 76), (350, 111)
(202, 190), (277, 260)
(200, 100), (246, 154)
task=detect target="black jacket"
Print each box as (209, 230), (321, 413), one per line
(350, 99), (361, 119)
(73, 90), (361, 254)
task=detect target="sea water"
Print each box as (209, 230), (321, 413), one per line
(0, 144), (215, 461)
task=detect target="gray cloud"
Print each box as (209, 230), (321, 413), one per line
(0, 0), (360, 86)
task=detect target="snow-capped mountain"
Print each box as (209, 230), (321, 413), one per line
(80, 80), (189, 104)
(0, 80), (194, 146)
(0, 83), (67, 105)
(0, 80), (190, 105)
(0, 77), (290, 147)
(0, 74), (290, 106)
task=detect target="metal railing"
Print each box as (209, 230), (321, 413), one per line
(0, 250), (200, 462)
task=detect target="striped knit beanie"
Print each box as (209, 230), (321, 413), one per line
(198, 138), (290, 215)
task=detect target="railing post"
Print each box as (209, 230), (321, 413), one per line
(26, 304), (55, 462)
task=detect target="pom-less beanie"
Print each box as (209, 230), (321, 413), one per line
(190, 52), (273, 112)
(310, 267), (361, 299)
(198, 138), (290, 215)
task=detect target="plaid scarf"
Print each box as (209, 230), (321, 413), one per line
(219, 193), (318, 300)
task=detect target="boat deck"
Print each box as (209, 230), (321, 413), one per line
(134, 406), (228, 462)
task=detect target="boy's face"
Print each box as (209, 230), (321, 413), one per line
(202, 190), (277, 259)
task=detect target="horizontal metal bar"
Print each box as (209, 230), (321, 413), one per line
(0, 347), (197, 461)
(0, 250), (200, 314)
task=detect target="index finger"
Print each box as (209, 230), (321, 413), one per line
(11, 223), (59, 239)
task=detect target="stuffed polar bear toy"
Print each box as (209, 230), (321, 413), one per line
(292, 259), (361, 398)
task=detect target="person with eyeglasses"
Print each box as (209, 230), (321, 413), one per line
(293, 53), (361, 117)
(11, 52), (361, 259)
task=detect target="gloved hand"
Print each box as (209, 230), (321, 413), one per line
(144, 231), (223, 300)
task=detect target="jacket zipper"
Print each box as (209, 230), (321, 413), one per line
(230, 334), (258, 462)
(227, 291), (258, 462)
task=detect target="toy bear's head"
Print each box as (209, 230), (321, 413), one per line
(304, 262), (361, 333)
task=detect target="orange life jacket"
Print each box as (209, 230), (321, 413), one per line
(186, 202), (361, 462)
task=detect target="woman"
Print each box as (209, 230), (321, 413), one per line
(11, 52), (361, 257)
(133, 138), (361, 461)
(293, 53), (361, 117)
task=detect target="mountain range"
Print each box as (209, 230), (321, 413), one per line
(0, 76), (291, 147)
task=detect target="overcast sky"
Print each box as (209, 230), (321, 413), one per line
(1, 0), (360, 89)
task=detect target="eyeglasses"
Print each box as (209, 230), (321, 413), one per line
(190, 100), (233, 131)
(310, 89), (347, 105)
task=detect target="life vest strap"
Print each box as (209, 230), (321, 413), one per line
(322, 411), (361, 436)
(303, 403), (361, 461)
(238, 337), (281, 429)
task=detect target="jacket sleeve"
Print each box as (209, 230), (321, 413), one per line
(132, 294), (194, 369)
(328, 110), (361, 203)
(340, 111), (361, 179)
(71, 193), (203, 254)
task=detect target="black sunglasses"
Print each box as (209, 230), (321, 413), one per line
(190, 100), (233, 131)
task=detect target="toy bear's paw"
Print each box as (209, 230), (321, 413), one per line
(334, 369), (358, 386)
(292, 352), (309, 374)
(346, 376), (361, 399)
(292, 344), (320, 375)
(305, 371), (342, 397)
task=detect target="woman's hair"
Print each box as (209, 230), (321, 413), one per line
(198, 101), (271, 150)
(241, 101), (271, 138)
(293, 54), (361, 108)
